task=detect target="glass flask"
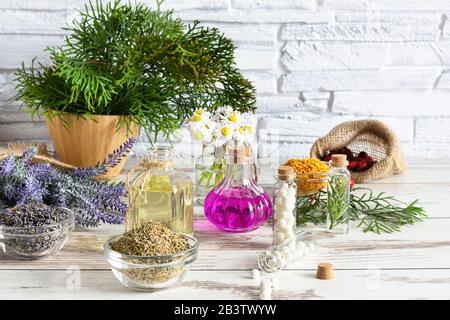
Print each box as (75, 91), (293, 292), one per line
(204, 145), (272, 233)
(126, 146), (194, 235)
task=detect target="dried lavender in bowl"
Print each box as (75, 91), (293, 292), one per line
(0, 203), (73, 257)
(0, 137), (136, 227)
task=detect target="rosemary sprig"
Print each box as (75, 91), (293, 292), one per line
(349, 188), (427, 234)
(327, 175), (350, 230)
(296, 187), (427, 234)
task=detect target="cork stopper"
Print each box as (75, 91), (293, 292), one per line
(278, 166), (295, 181)
(316, 262), (335, 280)
(331, 154), (348, 167)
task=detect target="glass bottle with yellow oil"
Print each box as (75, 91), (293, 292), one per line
(126, 146), (194, 234)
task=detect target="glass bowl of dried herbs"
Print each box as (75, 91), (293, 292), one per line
(0, 204), (75, 259)
(104, 221), (199, 291)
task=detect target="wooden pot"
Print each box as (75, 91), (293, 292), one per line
(46, 114), (140, 179)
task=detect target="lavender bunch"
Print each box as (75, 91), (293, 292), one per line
(0, 137), (136, 227)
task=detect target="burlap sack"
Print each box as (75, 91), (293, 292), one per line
(310, 119), (406, 183)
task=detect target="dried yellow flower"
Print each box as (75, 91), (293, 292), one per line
(285, 158), (330, 196)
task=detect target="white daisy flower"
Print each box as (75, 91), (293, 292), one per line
(214, 124), (234, 147)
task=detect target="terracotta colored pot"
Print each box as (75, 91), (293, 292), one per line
(46, 114), (140, 179)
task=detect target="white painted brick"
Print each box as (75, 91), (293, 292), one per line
(160, 0), (229, 10)
(281, 23), (438, 42)
(436, 72), (450, 89)
(0, 10), (70, 34)
(281, 69), (439, 92)
(402, 143), (450, 159)
(231, 0), (315, 10)
(255, 95), (300, 113)
(242, 71), (278, 94)
(176, 9), (333, 24)
(204, 23), (277, 45)
(386, 43), (441, 67)
(321, 0), (450, 11)
(257, 112), (414, 143)
(333, 92), (450, 117)
(298, 100), (329, 113)
(0, 35), (63, 69)
(301, 91), (331, 100)
(281, 42), (389, 71)
(416, 118), (450, 143)
(336, 11), (440, 25)
(281, 42), (438, 71)
(435, 42), (450, 65)
(235, 48), (276, 70)
(0, 0), (82, 10)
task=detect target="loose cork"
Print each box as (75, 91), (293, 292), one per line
(331, 154), (348, 167)
(228, 145), (251, 164)
(316, 262), (335, 280)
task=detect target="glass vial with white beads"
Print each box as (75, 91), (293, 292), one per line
(258, 231), (316, 273)
(272, 166), (297, 246)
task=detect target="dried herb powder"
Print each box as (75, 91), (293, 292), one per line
(110, 221), (193, 286)
(111, 221), (190, 256)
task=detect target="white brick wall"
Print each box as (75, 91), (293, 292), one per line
(1, 0), (450, 159)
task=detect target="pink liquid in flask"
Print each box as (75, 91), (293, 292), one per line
(204, 145), (272, 233)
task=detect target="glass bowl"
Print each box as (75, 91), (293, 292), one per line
(104, 233), (199, 291)
(0, 208), (75, 259)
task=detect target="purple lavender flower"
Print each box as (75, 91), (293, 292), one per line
(70, 137), (137, 178)
(1, 156), (16, 176)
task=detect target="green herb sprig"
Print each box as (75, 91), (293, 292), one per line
(296, 188), (427, 234)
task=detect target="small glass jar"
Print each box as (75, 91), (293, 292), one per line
(326, 154), (350, 233)
(204, 145), (272, 233)
(258, 231), (316, 273)
(272, 166), (297, 246)
(126, 146), (194, 235)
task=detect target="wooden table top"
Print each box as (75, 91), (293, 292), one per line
(0, 159), (449, 300)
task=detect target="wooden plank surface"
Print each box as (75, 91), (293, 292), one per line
(0, 159), (449, 299)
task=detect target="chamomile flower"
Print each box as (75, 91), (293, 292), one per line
(214, 106), (234, 122)
(234, 124), (254, 144)
(214, 124), (234, 147)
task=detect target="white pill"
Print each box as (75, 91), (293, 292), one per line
(281, 246), (291, 256)
(274, 233), (285, 244)
(288, 240), (297, 251)
(252, 269), (261, 280)
(259, 292), (272, 300)
(270, 277), (280, 290)
(297, 241), (306, 250)
(276, 189), (287, 197)
(274, 250), (283, 260)
(276, 197), (286, 206)
(260, 279), (271, 291)
(303, 246), (311, 256)
(307, 243), (316, 253)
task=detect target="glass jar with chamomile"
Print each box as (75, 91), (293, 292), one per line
(126, 146), (194, 235)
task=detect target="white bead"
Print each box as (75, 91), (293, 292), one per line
(260, 279), (271, 291)
(270, 277), (280, 290)
(276, 189), (287, 197)
(297, 241), (306, 250)
(252, 269), (261, 280)
(274, 232), (285, 244)
(259, 292), (272, 300)
(304, 246), (311, 256)
(307, 243), (316, 253)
